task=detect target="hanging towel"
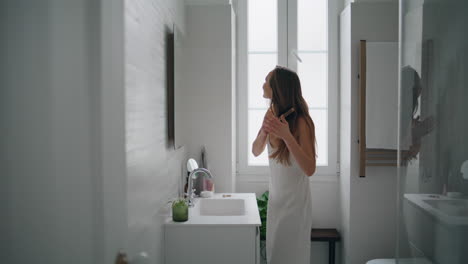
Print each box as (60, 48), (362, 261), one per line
(365, 42), (399, 149)
(266, 141), (312, 264)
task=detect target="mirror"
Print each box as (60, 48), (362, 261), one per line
(165, 23), (185, 150)
(173, 23), (184, 150)
(165, 25), (175, 148)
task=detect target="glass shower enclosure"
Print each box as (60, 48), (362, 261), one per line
(398, 0), (468, 263)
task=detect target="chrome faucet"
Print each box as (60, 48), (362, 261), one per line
(186, 168), (213, 207)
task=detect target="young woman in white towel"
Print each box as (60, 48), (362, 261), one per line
(252, 66), (316, 264)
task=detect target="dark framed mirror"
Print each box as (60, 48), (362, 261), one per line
(166, 25), (175, 148)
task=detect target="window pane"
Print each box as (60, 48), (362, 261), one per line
(248, 110), (269, 166)
(248, 53), (277, 108)
(248, 0), (277, 52)
(298, 53), (327, 108)
(298, 0), (327, 51)
(310, 109), (328, 166)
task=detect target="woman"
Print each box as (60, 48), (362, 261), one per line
(252, 66), (316, 264)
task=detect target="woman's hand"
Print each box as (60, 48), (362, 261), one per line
(260, 108), (275, 134)
(263, 114), (293, 141)
(252, 109), (273, 157)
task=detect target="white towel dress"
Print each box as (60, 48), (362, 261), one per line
(266, 141), (312, 264)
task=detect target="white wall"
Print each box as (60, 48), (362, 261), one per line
(1, 1), (103, 263)
(340, 3), (399, 264)
(100, 1), (127, 263)
(339, 6), (353, 264)
(125, 0), (187, 262)
(177, 3), (236, 193)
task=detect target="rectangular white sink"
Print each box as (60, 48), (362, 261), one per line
(199, 198), (245, 216)
(165, 193), (261, 226)
(404, 193), (468, 225)
(423, 199), (468, 217)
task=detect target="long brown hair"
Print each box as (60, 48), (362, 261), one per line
(268, 66), (317, 165)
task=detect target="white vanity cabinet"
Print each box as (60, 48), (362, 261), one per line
(164, 193), (261, 264)
(165, 225), (260, 264)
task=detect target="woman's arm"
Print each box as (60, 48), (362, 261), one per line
(264, 116), (316, 176)
(252, 129), (268, 157)
(251, 109), (273, 157)
(283, 118), (316, 176)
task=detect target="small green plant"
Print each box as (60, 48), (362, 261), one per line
(256, 190), (269, 241)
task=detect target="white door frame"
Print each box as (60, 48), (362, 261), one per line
(98, 0), (127, 263)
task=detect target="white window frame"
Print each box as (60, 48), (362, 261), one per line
(236, 0), (340, 180)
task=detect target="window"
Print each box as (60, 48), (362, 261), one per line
(247, 0), (278, 166)
(237, 0), (339, 177)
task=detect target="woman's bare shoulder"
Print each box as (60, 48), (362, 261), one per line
(295, 115), (315, 142)
(296, 116), (315, 157)
(296, 115), (314, 130)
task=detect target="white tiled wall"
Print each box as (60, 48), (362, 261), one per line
(125, 0), (186, 262)
(176, 4), (236, 193)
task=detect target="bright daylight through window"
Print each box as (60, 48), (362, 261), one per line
(244, 0), (330, 171)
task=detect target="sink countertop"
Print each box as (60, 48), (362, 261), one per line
(404, 193), (468, 226)
(165, 193), (261, 227)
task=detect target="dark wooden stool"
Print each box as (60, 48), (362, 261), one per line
(310, 228), (341, 264)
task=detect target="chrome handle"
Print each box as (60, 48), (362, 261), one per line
(291, 49), (303, 63)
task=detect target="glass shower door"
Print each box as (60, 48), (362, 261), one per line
(398, 0), (468, 263)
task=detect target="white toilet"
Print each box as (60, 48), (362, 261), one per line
(366, 258), (432, 264)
